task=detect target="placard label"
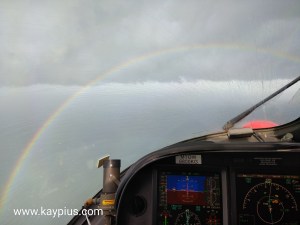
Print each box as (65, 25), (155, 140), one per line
(176, 155), (202, 164)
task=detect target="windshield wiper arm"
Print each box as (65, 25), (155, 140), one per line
(223, 76), (300, 131)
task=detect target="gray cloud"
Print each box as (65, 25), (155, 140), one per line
(0, 0), (300, 86)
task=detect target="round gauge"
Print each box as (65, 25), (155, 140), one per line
(175, 209), (201, 225)
(243, 181), (298, 224)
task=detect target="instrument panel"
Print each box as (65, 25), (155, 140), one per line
(116, 151), (300, 225)
(155, 167), (300, 225)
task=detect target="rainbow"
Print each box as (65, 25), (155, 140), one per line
(1, 43), (300, 217)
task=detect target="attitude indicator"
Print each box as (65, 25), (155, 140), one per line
(158, 171), (222, 225)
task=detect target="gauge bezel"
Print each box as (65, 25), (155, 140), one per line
(153, 164), (227, 225)
(230, 167), (300, 225)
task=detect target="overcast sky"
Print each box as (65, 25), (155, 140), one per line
(1, 0), (300, 86)
(1, 2), (300, 224)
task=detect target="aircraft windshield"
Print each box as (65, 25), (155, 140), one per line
(227, 77), (300, 129)
(0, 1), (300, 225)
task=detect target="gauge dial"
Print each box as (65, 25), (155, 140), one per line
(243, 181), (298, 224)
(175, 209), (201, 225)
(256, 195), (284, 224)
(158, 172), (222, 225)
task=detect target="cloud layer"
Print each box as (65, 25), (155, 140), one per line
(1, 0), (300, 86)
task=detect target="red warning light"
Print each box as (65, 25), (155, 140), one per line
(243, 120), (278, 129)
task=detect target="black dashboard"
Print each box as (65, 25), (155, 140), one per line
(116, 150), (300, 225)
(68, 117), (300, 225)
